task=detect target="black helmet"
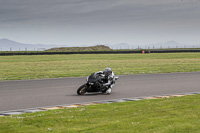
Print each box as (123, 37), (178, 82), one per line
(103, 67), (112, 76)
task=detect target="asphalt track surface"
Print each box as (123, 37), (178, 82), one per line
(0, 72), (200, 112)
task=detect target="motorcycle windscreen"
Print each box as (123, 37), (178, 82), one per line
(88, 72), (101, 82)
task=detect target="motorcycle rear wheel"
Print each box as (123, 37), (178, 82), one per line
(77, 84), (87, 95)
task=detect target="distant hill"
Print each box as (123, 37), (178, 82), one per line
(0, 38), (61, 51)
(146, 41), (184, 49)
(111, 43), (130, 49)
(105, 41), (199, 50)
(46, 45), (111, 52)
(143, 41), (200, 49)
(1, 38), (199, 51)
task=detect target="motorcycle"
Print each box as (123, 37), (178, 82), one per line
(77, 72), (119, 95)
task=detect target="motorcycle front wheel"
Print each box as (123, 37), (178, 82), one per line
(77, 84), (87, 95)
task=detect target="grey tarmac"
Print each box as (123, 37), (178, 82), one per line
(0, 72), (200, 112)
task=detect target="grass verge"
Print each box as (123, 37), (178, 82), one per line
(0, 94), (200, 133)
(0, 53), (200, 81)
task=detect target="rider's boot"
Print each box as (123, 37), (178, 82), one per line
(106, 88), (112, 94)
(106, 83), (115, 94)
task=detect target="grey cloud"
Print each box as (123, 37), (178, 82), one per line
(1, 0), (199, 24)
(0, 0), (200, 45)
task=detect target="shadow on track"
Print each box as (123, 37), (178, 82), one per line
(65, 92), (109, 97)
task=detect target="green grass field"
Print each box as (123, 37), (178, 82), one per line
(0, 95), (200, 133)
(0, 53), (200, 132)
(0, 53), (200, 80)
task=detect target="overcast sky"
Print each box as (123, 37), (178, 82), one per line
(0, 0), (200, 46)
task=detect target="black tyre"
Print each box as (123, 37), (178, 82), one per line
(77, 84), (87, 95)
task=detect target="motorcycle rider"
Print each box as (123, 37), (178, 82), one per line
(97, 67), (115, 94)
